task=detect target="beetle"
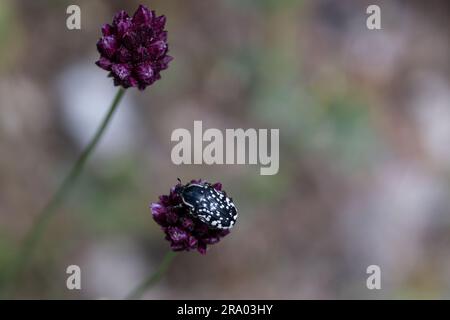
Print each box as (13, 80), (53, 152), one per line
(175, 179), (238, 230)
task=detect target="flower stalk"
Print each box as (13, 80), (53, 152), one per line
(126, 251), (177, 300)
(4, 88), (126, 296)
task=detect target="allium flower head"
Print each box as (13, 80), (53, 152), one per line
(151, 180), (232, 254)
(96, 5), (173, 90)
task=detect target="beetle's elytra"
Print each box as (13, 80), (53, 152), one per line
(176, 181), (238, 230)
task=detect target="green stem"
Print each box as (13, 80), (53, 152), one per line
(3, 88), (126, 297)
(126, 251), (177, 300)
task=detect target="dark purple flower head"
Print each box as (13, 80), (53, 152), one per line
(96, 5), (173, 90)
(151, 180), (231, 254)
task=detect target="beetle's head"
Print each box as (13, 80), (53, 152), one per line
(174, 178), (184, 195)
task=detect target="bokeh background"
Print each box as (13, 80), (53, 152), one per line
(0, 0), (449, 299)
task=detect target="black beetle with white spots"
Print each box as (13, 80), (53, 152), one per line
(176, 181), (238, 230)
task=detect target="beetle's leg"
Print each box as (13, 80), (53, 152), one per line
(187, 207), (198, 217)
(169, 203), (183, 210)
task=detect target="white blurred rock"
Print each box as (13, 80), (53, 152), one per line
(410, 72), (450, 168)
(340, 160), (447, 289)
(55, 59), (139, 160)
(80, 239), (149, 299)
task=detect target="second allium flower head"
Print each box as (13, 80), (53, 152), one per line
(96, 5), (173, 90)
(151, 180), (233, 254)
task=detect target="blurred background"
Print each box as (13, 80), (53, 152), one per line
(0, 0), (449, 299)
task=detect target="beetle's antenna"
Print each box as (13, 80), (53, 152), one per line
(177, 177), (182, 184)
